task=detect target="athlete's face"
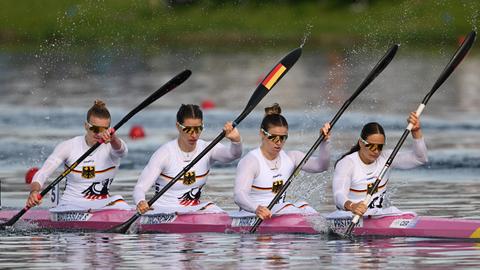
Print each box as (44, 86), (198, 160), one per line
(84, 115), (111, 144)
(177, 118), (203, 147)
(260, 125), (288, 157)
(358, 133), (385, 164)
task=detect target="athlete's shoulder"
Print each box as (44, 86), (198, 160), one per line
(337, 152), (357, 167)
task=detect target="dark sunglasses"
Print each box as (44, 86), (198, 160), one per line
(360, 138), (384, 151)
(261, 128), (288, 143)
(86, 122), (109, 134)
(178, 122), (204, 135)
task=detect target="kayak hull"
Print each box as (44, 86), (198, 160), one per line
(2, 209), (480, 239)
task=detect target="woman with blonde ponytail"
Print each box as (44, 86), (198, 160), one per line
(233, 103), (331, 220)
(26, 99), (131, 211)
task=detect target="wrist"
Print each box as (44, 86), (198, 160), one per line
(231, 138), (241, 144)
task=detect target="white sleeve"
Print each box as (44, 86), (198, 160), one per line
(287, 141), (330, 173)
(110, 138), (128, 160)
(210, 141), (242, 163)
(234, 155), (260, 213)
(391, 137), (428, 169)
(133, 147), (168, 205)
(332, 158), (354, 210)
(32, 140), (71, 188)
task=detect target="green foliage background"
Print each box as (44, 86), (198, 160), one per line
(0, 0), (478, 51)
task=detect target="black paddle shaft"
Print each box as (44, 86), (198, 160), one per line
(107, 47), (303, 234)
(0, 70), (192, 229)
(249, 44), (400, 233)
(345, 31), (477, 236)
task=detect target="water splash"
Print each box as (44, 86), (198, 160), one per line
(300, 24), (313, 49)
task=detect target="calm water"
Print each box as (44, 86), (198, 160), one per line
(2, 49), (480, 268)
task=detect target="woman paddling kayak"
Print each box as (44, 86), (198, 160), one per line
(26, 100), (131, 211)
(234, 103), (331, 220)
(330, 112), (427, 218)
(134, 104), (242, 214)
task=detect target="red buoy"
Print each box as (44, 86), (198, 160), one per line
(129, 125), (145, 140)
(25, 167), (39, 184)
(201, 100), (216, 110)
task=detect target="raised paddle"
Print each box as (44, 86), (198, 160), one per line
(344, 31), (477, 237)
(108, 47), (302, 234)
(249, 44), (400, 233)
(0, 69), (192, 230)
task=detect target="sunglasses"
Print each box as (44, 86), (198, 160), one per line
(86, 122), (109, 134)
(261, 128), (288, 143)
(360, 138), (384, 152)
(178, 122), (204, 135)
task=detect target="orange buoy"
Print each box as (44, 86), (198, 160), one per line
(129, 125), (145, 140)
(25, 167), (39, 184)
(201, 100), (216, 110)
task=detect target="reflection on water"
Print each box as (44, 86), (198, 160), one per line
(1, 232), (480, 269)
(2, 50), (480, 267)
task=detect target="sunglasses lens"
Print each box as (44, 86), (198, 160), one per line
(366, 143), (383, 151)
(89, 126), (108, 133)
(182, 126), (203, 134)
(268, 135), (287, 143)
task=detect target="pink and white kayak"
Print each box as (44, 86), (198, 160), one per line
(2, 209), (480, 239)
(326, 213), (480, 239)
(0, 209), (318, 234)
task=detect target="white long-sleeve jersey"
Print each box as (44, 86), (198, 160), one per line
(234, 141), (330, 213)
(332, 137), (428, 211)
(133, 139), (242, 208)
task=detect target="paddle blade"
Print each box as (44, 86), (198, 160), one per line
(106, 213), (140, 233)
(234, 48), (302, 125)
(113, 69), (192, 130)
(351, 44), (399, 101)
(423, 31), (476, 104)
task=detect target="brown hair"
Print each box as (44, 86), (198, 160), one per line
(86, 99), (111, 121)
(176, 104), (203, 124)
(261, 103), (288, 130)
(335, 122), (385, 167)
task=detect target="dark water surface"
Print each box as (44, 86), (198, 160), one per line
(1, 50), (480, 268)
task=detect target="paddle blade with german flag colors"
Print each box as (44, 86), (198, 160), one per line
(233, 48), (302, 126)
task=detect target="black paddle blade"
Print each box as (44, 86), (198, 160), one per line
(107, 213), (140, 234)
(350, 44), (399, 101)
(113, 69), (192, 130)
(234, 48), (302, 125)
(423, 31), (476, 104)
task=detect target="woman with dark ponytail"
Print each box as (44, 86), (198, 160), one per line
(134, 104), (242, 214)
(330, 112), (428, 219)
(233, 103), (331, 220)
(26, 100), (130, 211)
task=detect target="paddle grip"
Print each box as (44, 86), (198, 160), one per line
(351, 193), (373, 224)
(406, 104), (425, 131)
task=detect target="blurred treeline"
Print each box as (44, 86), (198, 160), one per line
(0, 0), (478, 51)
